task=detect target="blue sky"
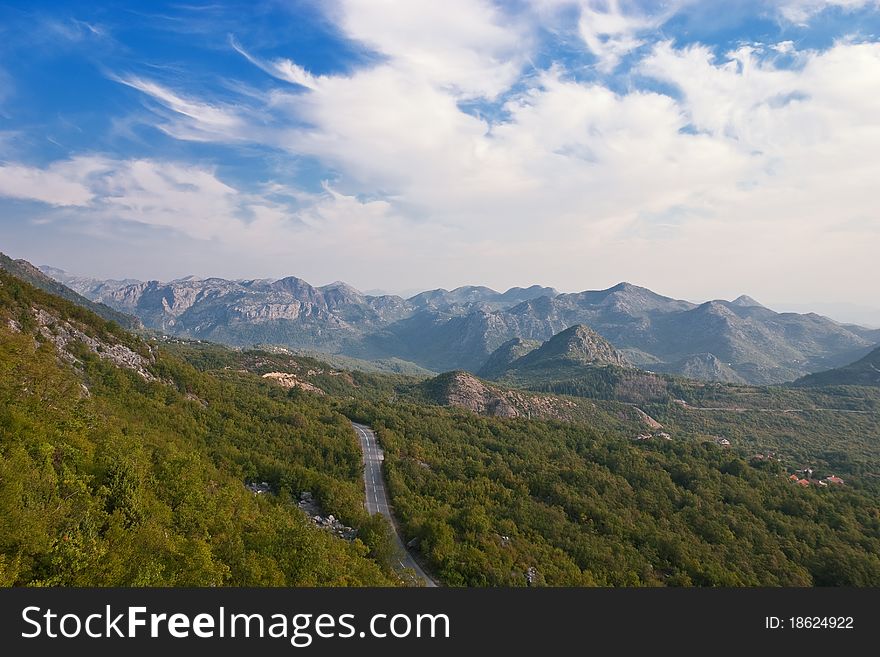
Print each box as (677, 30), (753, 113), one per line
(0, 1), (878, 316)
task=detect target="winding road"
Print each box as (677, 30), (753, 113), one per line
(674, 400), (874, 415)
(352, 422), (437, 587)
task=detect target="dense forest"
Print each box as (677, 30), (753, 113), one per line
(0, 271), (398, 586)
(347, 401), (880, 586)
(496, 362), (880, 493)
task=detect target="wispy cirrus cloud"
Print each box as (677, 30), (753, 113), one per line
(229, 36), (321, 89)
(114, 75), (251, 141)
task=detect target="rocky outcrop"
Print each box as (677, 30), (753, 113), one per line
(32, 307), (155, 380)
(297, 491), (356, 541)
(261, 371), (326, 395)
(422, 371), (576, 420)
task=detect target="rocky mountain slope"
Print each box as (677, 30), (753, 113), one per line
(44, 267), (880, 384)
(654, 353), (746, 384)
(794, 346), (880, 387)
(477, 337), (542, 378)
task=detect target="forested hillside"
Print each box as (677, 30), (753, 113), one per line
(0, 270), (397, 586)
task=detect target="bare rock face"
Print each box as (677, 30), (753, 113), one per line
(631, 406), (662, 429)
(261, 371), (326, 395)
(296, 491), (357, 541)
(32, 307), (155, 380)
(440, 371), (518, 417)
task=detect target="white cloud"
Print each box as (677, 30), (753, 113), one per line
(0, 157), (106, 206)
(777, 0), (879, 24)
(0, 156), (440, 269)
(531, 0), (687, 73)
(0, 157), (253, 240)
(260, 35), (880, 299)
(116, 76), (251, 142)
(328, 0), (528, 99)
(229, 37), (321, 89)
(576, 0), (668, 72)
(629, 39), (880, 300)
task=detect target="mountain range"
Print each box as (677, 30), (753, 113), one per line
(42, 265), (880, 385)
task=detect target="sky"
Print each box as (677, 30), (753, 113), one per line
(0, 0), (878, 318)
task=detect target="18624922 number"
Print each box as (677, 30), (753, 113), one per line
(790, 617), (854, 629)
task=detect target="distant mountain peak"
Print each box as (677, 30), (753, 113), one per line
(731, 295), (765, 308)
(450, 285), (496, 294)
(501, 285), (558, 299)
(39, 265), (68, 278)
(609, 281), (640, 292)
(697, 300), (736, 315)
(320, 281), (363, 295)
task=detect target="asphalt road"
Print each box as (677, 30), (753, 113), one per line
(352, 422), (437, 587)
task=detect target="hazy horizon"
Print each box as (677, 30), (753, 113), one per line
(20, 253), (879, 328)
(1, 1), (878, 311)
